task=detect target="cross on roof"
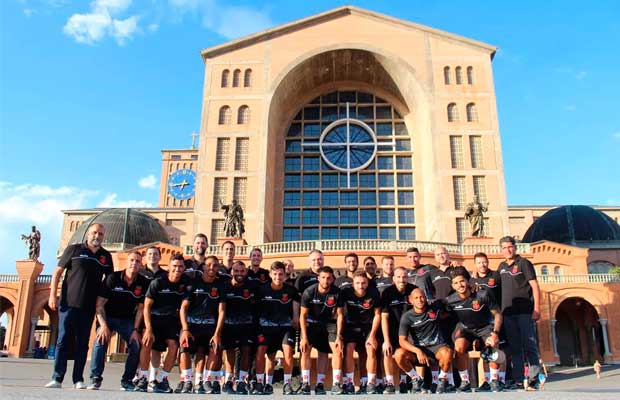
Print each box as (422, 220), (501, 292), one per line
(190, 131), (199, 150)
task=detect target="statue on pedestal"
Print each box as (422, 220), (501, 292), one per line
(464, 196), (488, 237)
(220, 199), (245, 238)
(21, 225), (41, 260)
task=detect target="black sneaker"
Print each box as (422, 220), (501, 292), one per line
(224, 380), (235, 394)
(410, 377), (423, 393)
(367, 382), (380, 394)
(134, 377), (148, 392)
(212, 380), (222, 394)
(174, 380), (184, 393)
(283, 382), (295, 395)
(456, 380), (471, 393)
(181, 380), (193, 394)
(343, 382), (355, 394)
(398, 381), (408, 394)
(300, 382), (311, 395)
(490, 379), (501, 392)
(120, 379), (135, 391)
(384, 383), (396, 394)
(436, 378), (448, 394)
(330, 382), (345, 395)
(87, 377), (102, 390)
(251, 382), (264, 395)
(236, 381), (249, 394)
(153, 378), (173, 393)
(377, 383), (385, 394)
(475, 381), (491, 392)
(355, 383), (367, 394)
(194, 381), (206, 394)
(420, 382), (432, 394)
(315, 382), (326, 395)
(263, 384), (274, 395)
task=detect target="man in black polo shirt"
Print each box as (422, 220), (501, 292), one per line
(334, 253), (359, 289)
(184, 233), (209, 278)
(88, 251), (149, 390)
(430, 246), (458, 300)
(405, 247), (436, 300)
(46, 223), (113, 389)
(143, 254), (191, 393)
(252, 261), (300, 395)
(284, 259), (296, 286)
(179, 255), (226, 394)
(294, 249), (324, 294)
(221, 260), (256, 394)
(376, 256), (395, 294)
(446, 267), (504, 393)
(470, 252), (501, 302)
(380, 266), (415, 393)
(498, 236), (541, 389)
(247, 247), (270, 284)
(219, 240), (236, 279)
(299, 266), (344, 395)
(394, 288), (454, 394)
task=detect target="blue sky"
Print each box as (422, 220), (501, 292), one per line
(1, 0), (619, 275)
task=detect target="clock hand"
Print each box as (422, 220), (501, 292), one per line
(170, 180), (189, 189)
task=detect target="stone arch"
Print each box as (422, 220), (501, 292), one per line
(548, 287), (609, 321)
(554, 296), (604, 365)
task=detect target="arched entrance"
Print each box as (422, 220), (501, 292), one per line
(555, 297), (604, 365)
(0, 296), (15, 350)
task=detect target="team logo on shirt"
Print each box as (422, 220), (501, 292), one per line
(210, 288), (218, 297)
(281, 293), (289, 302)
(258, 334), (265, 343)
(134, 286), (142, 296)
(428, 311), (437, 319)
(326, 296), (336, 306)
(512, 266), (519, 274)
(99, 256), (107, 264)
(362, 300), (371, 309)
(243, 289), (250, 298)
(487, 278), (496, 286)
(472, 300), (481, 310)
(417, 269), (424, 276)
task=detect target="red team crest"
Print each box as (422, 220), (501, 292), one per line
(134, 287), (142, 296)
(512, 266), (518, 274)
(243, 289), (250, 298)
(472, 300), (481, 310)
(281, 294), (289, 302)
(99, 256), (106, 264)
(326, 296), (335, 306)
(428, 311), (437, 319)
(417, 269), (424, 276)
(362, 300), (371, 309)
(210, 288), (218, 297)
(258, 334), (265, 343)
(488, 278), (496, 286)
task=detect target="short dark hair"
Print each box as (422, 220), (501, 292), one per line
(394, 266), (407, 275)
(232, 260), (246, 269)
(250, 247), (263, 255)
(344, 253), (359, 262)
(170, 254), (186, 263)
(363, 256), (376, 265)
(309, 249), (323, 256)
(146, 246), (161, 256)
(406, 247), (420, 254)
(449, 266), (471, 282)
(382, 255), (394, 262)
(353, 270), (368, 280)
(221, 240), (235, 249)
(499, 236), (516, 246)
(270, 261), (286, 272)
(128, 251), (142, 259)
(318, 266), (334, 275)
(194, 233), (209, 242)
(205, 255), (219, 264)
(473, 252), (488, 261)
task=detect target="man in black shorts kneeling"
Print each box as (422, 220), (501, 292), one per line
(394, 288), (454, 394)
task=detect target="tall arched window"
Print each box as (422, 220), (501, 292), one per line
(218, 106), (231, 125)
(232, 69), (241, 87)
(467, 66), (474, 84)
(443, 66), (451, 85)
(466, 103), (478, 122)
(541, 265), (548, 275)
(221, 69), (230, 87)
(455, 66), (463, 85)
(447, 103), (459, 122)
(237, 105), (250, 124)
(244, 69), (252, 87)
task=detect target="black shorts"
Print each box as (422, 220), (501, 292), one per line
(151, 318), (180, 352)
(305, 323), (337, 354)
(343, 324), (373, 347)
(414, 343), (449, 365)
(222, 324), (254, 350)
(180, 324), (216, 354)
(257, 327), (296, 354)
(452, 322), (494, 346)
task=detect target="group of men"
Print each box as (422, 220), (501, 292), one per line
(45, 223), (542, 395)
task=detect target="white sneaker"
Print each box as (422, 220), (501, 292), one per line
(45, 380), (62, 388)
(74, 381), (87, 389)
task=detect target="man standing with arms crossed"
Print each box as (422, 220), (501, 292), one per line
(46, 223), (113, 389)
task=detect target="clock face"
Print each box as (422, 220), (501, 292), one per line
(168, 169), (196, 200)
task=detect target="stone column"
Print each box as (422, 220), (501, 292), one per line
(599, 319), (612, 357)
(27, 317), (39, 352)
(550, 319), (559, 357)
(10, 260), (43, 357)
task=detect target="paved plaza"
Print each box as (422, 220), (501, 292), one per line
(1, 358), (619, 399)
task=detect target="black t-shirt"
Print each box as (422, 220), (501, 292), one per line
(223, 281), (256, 325)
(184, 258), (204, 277)
(99, 270), (149, 320)
(247, 267), (271, 284)
(334, 275), (353, 289)
(58, 243), (114, 310)
(218, 265), (232, 281)
(407, 265), (436, 300)
(294, 270), (318, 294)
(301, 283), (340, 324)
(381, 283), (415, 330)
(498, 255), (537, 315)
(470, 270), (501, 304)
(375, 276), (394, 295)
(186, 276), (226, 326)
(339, 286), (380, 326)
(140, 266), (168, 280)
(285, 277), (297, 288)
(146, 275), (191, 320)
(256, 283), (300, 329)
(444, 290), (498, 329)
(398, 302), (446, 347)
(430, 266), (458, 300)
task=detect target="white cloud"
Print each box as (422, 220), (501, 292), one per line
(147, 23), (159, 32)
(612, 132), (620, 140)
(63, 0), (140, 45)
(23, 8), (37, 17)
(138, 174), (158, 189)
(574, 70), (587, 80)
(97, 193), (153, 208)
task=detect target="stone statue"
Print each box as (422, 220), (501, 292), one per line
(21, 225), (41, 260)
(220, 199), (245, 238)
(464, 196), (488, 237)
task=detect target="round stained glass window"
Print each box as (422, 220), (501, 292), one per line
(319, 119), (377, 173)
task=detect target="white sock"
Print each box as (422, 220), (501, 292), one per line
(195, 372), (203, 385)
(361, 376), (368, 385)
(385, 374), (394, 384)
(345, 372), (354, 384)
(498, 370), (506, 383)
(160, 370), (169, 380)
(204, 369), (209, 379)
(438, 370), (448, 380)
(226, 372), (234, 382)
(256, 373), (264, 383)
(431, 370), (439, 384)
(333, 369), (342, 384)
(181, 369), (193, 382)
(317, 373), (326, 384)
(489, 368), (499, 381)
(139, 369), (149, 378)
(284, 374), (292, 383)
(406, 368), (421, 380)
(367, 373), (376, 384)
(266, 375), (273, 385)
(484, 372), (490, 382)
(239, 370), (249, 382)
(447, 372), (454, 385)
(302, 369), (310, 384)
(149, 367), (158, 382)
(458, 370), (469, 383)
(400, 374), (407, 383)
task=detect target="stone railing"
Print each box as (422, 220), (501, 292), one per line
(35, 275), (53, 284)
(539, 274), (620, 284)
(0, 274), (19, 283)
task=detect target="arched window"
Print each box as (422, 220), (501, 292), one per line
(447, 103), (459, 122)
(237, 105), (250, 124)
(554, 266), (562, 275)
(221, 69), (230, 87)
(232, 69), (241, 87)
(455, 66), (463, 85)
(244, 69), (252, 87)
(467, 66), (474, 84)
(466, 103), (478, 122)
(443, 66), (451, 85)
(218, 106), (231, 125)
(541, 265), (548, 275)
